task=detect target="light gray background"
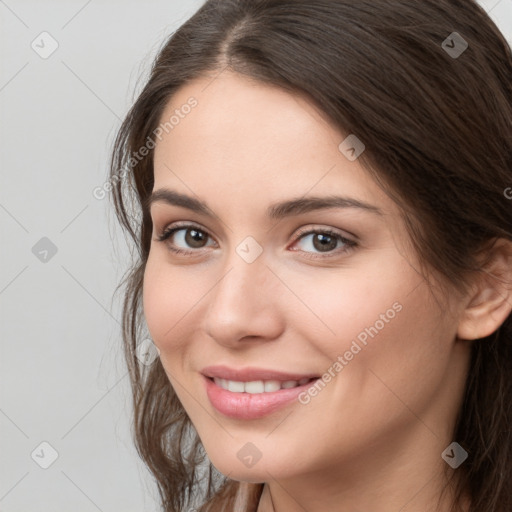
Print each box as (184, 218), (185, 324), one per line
(1, 1), (511, 511)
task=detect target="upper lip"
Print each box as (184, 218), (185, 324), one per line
(201, 365), (319, 382)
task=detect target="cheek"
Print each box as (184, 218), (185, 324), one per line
(273, 258), (409, 355)
(284, 264), (451, 412)
(324, 285), (452, 431)
(142, 256), (203, 351)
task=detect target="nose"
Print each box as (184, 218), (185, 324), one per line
(201, 247), (285, 348)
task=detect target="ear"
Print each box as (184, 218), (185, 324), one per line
(457, 238), (512, 341)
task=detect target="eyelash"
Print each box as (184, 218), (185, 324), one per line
(155, 222), (357, 260)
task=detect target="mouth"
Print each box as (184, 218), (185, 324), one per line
(209, 376), (317, 393)
(201, 364), (319, 383)
(201, 366), (320, 420)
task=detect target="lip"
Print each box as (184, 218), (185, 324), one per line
(201, 365), (320, 420)
(201, 365), (319, 382)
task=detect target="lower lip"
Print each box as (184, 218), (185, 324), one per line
(203, 376), (318, 420)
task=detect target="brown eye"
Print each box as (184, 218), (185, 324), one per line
(184, 228), (208, 248)
(156, 224), (216, 254)
(291, 228), (357, 260)
(311, 233), (338, 252)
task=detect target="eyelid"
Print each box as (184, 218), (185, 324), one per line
(290, 224), (355, 243)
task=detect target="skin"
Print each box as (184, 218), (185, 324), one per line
(142, 70), (512, 511)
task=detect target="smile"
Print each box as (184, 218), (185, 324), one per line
(201, 366), (320, 420)
(213, 377), (314, 393)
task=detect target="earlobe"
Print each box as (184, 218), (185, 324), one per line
(457, 238), (512, 341)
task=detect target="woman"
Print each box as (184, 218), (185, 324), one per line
(109, 1), (512, 510)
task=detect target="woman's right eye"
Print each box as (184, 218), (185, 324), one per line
(155, 224), (216, 255)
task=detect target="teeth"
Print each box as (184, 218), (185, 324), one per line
(245, 381), (265, 394)
(227, 380), (245, 393)
(281, 380), (298, 389)
(213, 377), (312, 393)
(264, 380), (281, 392)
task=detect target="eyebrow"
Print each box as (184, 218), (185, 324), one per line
(145, 188), (383, 219)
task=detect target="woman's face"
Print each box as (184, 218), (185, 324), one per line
(143, 71), (472, 489)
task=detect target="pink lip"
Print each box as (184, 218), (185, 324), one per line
(201, 365), (319, 382)
(201, 365), (319, 420)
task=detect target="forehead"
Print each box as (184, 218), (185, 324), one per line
(152, 71), (391, 216)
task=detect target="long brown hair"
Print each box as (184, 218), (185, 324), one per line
(109, 1), (512, 510)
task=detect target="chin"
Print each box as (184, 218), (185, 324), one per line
(209, 458), (267, 482)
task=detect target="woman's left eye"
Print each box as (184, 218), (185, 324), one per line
(155, 224), (357, 259)
(290, 228), (357, 259)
